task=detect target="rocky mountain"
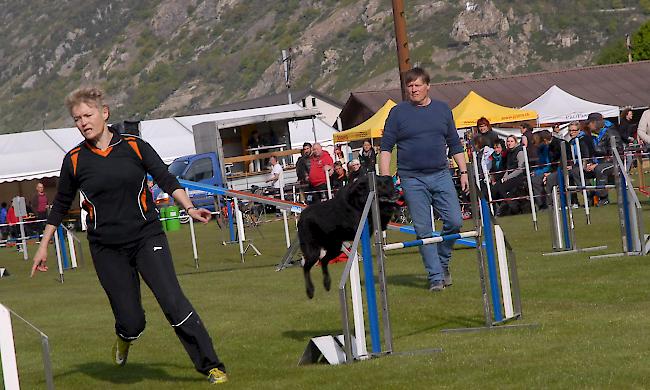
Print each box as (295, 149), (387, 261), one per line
(0, 0), (647, 133)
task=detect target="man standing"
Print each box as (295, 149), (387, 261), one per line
(266, 156), (284, 216)
(31, 182), (49, 232)
(308, 143), (333, 203)
(380, 67), (468, 292)
(295, 142), (312, 203)
(266, 156), (283, 192)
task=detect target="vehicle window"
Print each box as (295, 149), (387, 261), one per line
(168, 160), (188, 177)
(183, 158), (214, 182)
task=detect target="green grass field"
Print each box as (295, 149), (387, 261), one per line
(2, 202), (650, 389)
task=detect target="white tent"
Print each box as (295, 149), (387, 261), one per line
(0, 104), (319, 183)
(521, 85), (620, 124)
(288, 118), (338, 149)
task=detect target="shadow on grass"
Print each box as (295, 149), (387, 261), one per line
(386, 273), (427, 289)
(176, 263), (276, 276)
(56, 362), (201, 385)
(282, 329), (341, 341)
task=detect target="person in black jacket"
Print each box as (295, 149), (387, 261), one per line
(493, 135), (526, 215)
(295, 142), (312, 202)
(476, 117), (500, 147)
(30, 87), (228, 385)
(358, 139), (376, 172)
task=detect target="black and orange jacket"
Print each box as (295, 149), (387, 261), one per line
(47, 128), (182, 245)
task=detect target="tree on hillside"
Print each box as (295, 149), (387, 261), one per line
(632, 21), (650, 60)
(596, 20), (650, 64)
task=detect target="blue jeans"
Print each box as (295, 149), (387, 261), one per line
(401, 170), (463, 284)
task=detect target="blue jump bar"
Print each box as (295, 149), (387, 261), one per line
(387, 224), (477, 248)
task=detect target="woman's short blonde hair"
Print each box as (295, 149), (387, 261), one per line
(64, 87), (106, 113)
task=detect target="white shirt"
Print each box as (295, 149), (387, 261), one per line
(270, 163), (283, 189)
(638, 109), (650, 144)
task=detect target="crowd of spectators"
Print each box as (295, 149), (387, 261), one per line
(471, 108), (648, 216)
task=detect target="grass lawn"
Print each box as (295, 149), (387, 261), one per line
(2, 201), (650, 389)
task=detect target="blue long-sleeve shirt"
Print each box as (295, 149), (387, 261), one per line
(381, 100), (463, 178)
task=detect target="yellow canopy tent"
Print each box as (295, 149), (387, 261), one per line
(452, 91), (538, 128)
(333, 99), (397, 143)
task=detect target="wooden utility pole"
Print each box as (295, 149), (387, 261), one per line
(626, 34), (632, 63)
(391, 0), (411, 101)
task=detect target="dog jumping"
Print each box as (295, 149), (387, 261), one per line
(297, 175), (397, 299)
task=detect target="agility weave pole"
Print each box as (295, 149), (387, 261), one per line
(590, 137), (650, 259)
(53, 225), (85, 283)
(543, 145), (608, 256)
(0, 303), (54, 390)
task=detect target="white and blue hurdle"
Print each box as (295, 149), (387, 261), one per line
(545, 137), (649, 258)
(325, 167), (534, 366)
(382, 194), (528, 332)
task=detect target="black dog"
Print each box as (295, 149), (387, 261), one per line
(297, 175), (397, 299)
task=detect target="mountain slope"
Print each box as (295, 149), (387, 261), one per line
(0, 0), (647, 133)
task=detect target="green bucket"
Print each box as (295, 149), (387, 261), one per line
(160, 206), (169, 231)
(166, 205), (181, 232)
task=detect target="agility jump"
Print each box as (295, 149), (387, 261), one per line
(544, 136), (650, 258)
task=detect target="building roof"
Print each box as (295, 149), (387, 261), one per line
(188, 88), (344, 116)
(339, 61), (650, 129)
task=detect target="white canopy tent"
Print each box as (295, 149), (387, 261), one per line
(521, 85), (620, 124)
(288, 118), (338, 149)
(0, 104), (320, 184)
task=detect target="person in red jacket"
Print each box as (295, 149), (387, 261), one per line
(308, 143), (333, 203)
(30, 87), (227, 385)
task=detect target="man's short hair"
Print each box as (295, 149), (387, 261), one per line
(333, 161), (343, 167)
(302, 142), (312, 148)
(587, 112), (604, 123)
(537, 130), (552, 142)
(65, 86), (105, 113)
(404, 67), (430, 85)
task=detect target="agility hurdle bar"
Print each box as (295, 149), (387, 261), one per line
(382, 163), (532, 332)
(383, 231), (479, 251)
(386, 223), (477, 248)
(0, 303), (54, 390)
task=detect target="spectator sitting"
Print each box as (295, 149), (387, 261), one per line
(583, 113), (617, 206)
(329, 161), (348, 190)
(489, 139), (507, 184)
(493, 135), (526, 216)
(347, 159), (367, 182)
(358, 139), (376, 172)
(476, 117), (500, 147)
(619, 107), (637, 144)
